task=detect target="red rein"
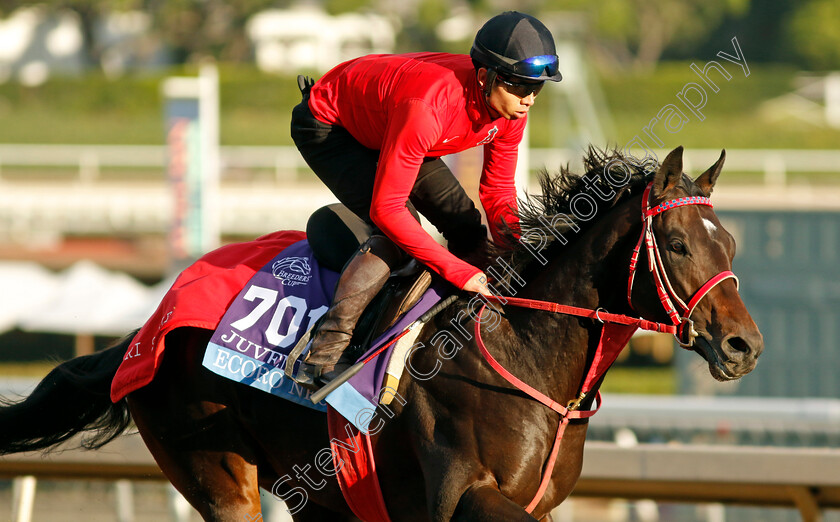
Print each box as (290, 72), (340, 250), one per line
(473, 182), (740, 513)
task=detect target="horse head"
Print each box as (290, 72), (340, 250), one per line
(631, 146), (764, 381)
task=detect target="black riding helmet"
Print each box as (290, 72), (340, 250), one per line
(471, 11), (562, 96)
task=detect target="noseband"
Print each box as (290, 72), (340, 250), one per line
(627, 183), (738, 347)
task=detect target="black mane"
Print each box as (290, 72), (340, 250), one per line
(485, 147), (657, 286)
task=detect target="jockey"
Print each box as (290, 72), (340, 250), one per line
(290, 11), (562, 388)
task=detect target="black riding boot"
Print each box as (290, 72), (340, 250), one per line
(298, 235), (402, 385)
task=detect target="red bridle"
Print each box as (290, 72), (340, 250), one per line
(474, 181), (741, 514)
(627, 183), (738, 347)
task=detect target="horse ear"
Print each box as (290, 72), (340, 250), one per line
(694, 149), (725, 197)
(652, 146), (684, 199)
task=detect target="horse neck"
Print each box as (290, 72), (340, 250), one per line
(530, 195), (641, 307)
(500, 195), (642, 398)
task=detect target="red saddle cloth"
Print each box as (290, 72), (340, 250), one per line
(110, 230), (306, 402)
(111, 228), (394, 520)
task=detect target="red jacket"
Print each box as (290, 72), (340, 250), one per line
(307, 52), (523, 288)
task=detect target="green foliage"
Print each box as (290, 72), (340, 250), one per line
(589, 0), (636, 41)
(1, 63), (839, 150)
(0, 1), (14, 16)
(324, 0), (374, 16)
(601, 366), (676, 395)
(0, 65), (298, 145)
(149, 0), (285, 62)
(417, 0), (450, 29)
(599, 62), (795, 114)
(594, 62), (840, 149)
(0, 73), (158, 114)
(787, 0), (840, 70)
(543, 0), (750, 68)
(396, 0), (453, 52)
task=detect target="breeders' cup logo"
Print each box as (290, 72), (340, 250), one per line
(272, 257), (312, 286)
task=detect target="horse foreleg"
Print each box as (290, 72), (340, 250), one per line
(451, 484), (538, 522)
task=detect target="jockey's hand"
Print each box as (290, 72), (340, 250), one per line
(462, 272), (492, 296)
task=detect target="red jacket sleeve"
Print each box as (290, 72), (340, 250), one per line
(369, 99), (482, 289)
(480, 121), (523, 244)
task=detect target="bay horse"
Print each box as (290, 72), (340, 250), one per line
(0, 146), (763, 521)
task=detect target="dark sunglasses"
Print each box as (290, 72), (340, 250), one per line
(496, 75), (545, 98)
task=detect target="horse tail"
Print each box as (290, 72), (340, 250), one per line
(0, 332), (135, 455)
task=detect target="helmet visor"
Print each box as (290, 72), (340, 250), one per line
(510, 54), (560, 79)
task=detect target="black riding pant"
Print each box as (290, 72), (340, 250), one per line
(290, 95), (486, 258)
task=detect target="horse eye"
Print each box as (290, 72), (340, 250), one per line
(669, 239), (687, 255)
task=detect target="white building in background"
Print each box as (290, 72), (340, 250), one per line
(0, 6), (163, 85)
(0, 6), (85, 85)
(247, 6), (396, 73)
(0, 4), (395, 82)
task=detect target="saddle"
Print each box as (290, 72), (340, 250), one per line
(305, 203), (432, 362)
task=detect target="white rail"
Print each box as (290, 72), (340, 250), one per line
(0, 145), (837, 240)
(1, 144), (838, 183)
(0, 435), (837, 521)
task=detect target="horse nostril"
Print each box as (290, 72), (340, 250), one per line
(726, 336), (750, 354)
(721, 335), (754, 364)
(721, 331), (763, 370)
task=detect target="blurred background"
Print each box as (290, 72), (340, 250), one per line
(0, 0), (839, 521)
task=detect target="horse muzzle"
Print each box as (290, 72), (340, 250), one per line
(694, 329), (764, 381)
